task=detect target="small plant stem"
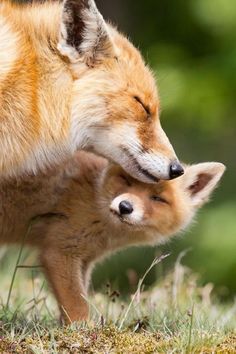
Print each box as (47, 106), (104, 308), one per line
(6, 222), (33, 308)
(187, 303), (195, 353)
(118, 253), (170, 330)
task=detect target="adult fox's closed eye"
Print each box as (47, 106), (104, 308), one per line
(0, 152), (225, 322)
(0, 0), (183, 182)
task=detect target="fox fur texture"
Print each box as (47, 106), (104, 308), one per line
(0, 151), (225, 322)
(0, 0), (183, 182)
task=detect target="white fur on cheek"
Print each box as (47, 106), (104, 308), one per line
(84, 121), (174, 182)
(101, 124), (173, 181)
(135, 122), (176, 180)
(70, 79), (108, 150)
(110, 194), (144, 224)
(136, 152), (170, 180)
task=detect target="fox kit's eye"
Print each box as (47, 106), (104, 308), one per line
(119, 174), (132, 187)
(134, 96), (151, 117)
(150, 195), (167, 204)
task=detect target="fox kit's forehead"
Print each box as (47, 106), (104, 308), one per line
(107, 165), (177, 196)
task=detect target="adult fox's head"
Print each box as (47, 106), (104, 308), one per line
(58, 0), (184, 183)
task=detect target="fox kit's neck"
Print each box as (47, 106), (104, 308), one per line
(78, 202), (150, 264)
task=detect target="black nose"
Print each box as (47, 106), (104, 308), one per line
(169, 162), (184, 179)
(119, 201), (134, 215)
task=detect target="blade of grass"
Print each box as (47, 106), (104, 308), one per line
(6, 218), (40, 309)
(118, 253), (170, 330)
(187, 304), (195, 353)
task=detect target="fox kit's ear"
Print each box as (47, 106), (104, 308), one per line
(58, 0), (114, 66)
(183, 162), (226, 208)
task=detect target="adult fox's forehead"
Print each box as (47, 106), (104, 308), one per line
(106, 29), (161, 152)
(109, 26), (159, 108)
(143, 181), (172, 197)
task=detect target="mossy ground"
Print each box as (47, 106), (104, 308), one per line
(0, 250), (235, 353)
(0, 327), (235, 353)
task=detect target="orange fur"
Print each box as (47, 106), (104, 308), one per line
(0, 151), (225, 323)
(0, 0), (181, 182)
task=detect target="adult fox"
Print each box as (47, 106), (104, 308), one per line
(0, 0), (183, 182)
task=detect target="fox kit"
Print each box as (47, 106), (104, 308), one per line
(0, 152), (225, 322)
(0, 0), (183, 182)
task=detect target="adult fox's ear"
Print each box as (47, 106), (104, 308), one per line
(58, 0), (114, 66)
(183, 162), (226, 208)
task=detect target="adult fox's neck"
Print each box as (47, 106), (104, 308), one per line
(0, 2), (82, 177)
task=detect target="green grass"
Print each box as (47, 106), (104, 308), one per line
(0, 248), (235, 353)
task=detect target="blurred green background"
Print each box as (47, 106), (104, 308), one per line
(93, 0), (236, 298)
(12, 0), (236, 298)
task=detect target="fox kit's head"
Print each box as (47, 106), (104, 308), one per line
(57, 0), (183, 182)
(98, 162), (225, 244)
